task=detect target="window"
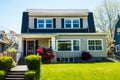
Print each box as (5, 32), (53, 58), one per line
(88, 40), (102, 51)
(64, 18), (80, 28)
(57, 40), (80, 51)
(58, 40), (71, 51)
(73, 40), (79, 51)
(115, 45), (120, 52)
(37, 18), (53, 28)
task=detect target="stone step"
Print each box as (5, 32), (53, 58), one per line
(7, 71), (25, 75)
(5, 77), (25, 80)
(6, 74), (25, 78)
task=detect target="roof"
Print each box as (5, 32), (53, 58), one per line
(25, 9), (90, 17)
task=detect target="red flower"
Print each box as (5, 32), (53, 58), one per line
(37, 48), (43, 53)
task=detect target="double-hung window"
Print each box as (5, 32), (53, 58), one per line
(88, 39), (103, 51)
(57, 40), (80, 51)
(64, 18), (80, 29)
(37, 18), (53, 29)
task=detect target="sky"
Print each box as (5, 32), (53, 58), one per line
(0, 0), (102, 34)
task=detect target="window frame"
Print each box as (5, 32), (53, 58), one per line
(56, 39), (80, 52)
(87, 39), (103, 52)
(115, 45), (120, 52)
(37, 18), (53, 29)
(64, 18), (80, 29)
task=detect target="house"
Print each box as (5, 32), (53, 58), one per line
(114, 17), (120, 58)
(0, 30), (9, 53)
(18, 9), (107, 62)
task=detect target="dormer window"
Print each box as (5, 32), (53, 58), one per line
(37, 18), (53, 29)
(64, 18), (80, 29)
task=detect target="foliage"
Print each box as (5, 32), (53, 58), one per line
(0, 70), (6, 80)
(0, 57), (13, 71)
(37, 47), (54, 63)
(41, 62), (120, 80)
(25, 55), (42, 70)
(81, 51), (92, 61)
(5, 47), (17, 53)
(25, 70), (36, 80)
(94, 0), (120, 53)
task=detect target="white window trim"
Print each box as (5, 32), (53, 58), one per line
(37, 18), (53, 29)
(64, 18), (80, 29)
(87, 39), (103, 52)
(56, 39), (81, 52)
(115, 45), (120, 52)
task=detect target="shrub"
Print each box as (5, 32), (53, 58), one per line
(25, 70), (36, 80)
(37, 47), (55, 63)
(0, 70), (6, 80)
(25, 55), (42, 70)
(0, 57), (13, 71)
(81, 51), (92, 61)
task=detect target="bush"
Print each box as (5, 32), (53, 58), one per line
(81, 51), (92, 61)
(25, 55), (42, 70)
(0, 57), (13, 71)
(25, 70), (36, 80)
(0, 70), (6, 80)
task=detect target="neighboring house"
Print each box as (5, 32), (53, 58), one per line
(0, 30), (9, 53)
(114, 17), (120, 58)
(18, 9), (107, 62)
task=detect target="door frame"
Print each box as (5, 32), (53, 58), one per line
(26, 40), (35, 55)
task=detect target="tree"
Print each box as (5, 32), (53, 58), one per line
(94, 0), (120, 53)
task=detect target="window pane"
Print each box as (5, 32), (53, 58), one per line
(46, 19), (52, 23)
(65, 20), (71, 23)
(46, 24), (52, 28)
(96, 46), (102, 50)
(89, 40), (94, 45)
(89, 46), (95, 50)
(65, 24), (71, 28)
(73, 46), (79, 51)
(38, 19), (44, 23)
(58, 41), (71, 51)
(73, 24), (79, 28)
(96, 40), (101, 45)
(73, 19), (79, 23)
(38, 24), (44, 28)
(73, 40), (79, 46)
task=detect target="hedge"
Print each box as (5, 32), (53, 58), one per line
(0, 57), (13, 71)
(25, 55), (42, 70)
(25, 70), (36, 80)
(0, 70), (6, 80)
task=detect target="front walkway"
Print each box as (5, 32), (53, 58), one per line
(11, 65), (28, 71)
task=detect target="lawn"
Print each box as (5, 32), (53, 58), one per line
(40, 61), (120, 80)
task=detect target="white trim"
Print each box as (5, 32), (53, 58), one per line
(37, 18), (53, 29)
(115, 45), (120, 52)
(64, 18), (80, 29)
(87, 39), (103, 52)
(56, 39), (81, 52)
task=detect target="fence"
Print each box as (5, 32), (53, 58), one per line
(0, 53), (16, 62)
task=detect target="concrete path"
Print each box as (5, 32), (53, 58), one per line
(11, 65), (28, 71)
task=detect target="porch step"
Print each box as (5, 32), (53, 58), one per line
(5, 71), (25, 80)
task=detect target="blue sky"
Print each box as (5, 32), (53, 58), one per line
(0, 0), (102, 33)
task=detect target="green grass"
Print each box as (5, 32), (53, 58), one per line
(40, 61), (120, 80)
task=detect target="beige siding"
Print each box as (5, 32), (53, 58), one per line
(38, 38), (49, 48)
(56, 35), (107, 58)
(83, 18), (88, 28)
(29, 17), (34, 29)
(56, 18), (61, 28)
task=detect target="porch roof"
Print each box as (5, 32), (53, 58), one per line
(17, 33), (106, 38)
(17, 33), (57, 38)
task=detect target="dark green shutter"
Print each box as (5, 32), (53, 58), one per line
(53, 18), (56, 28)
(80, 18), (83, 28)
(61, 19), (64, 28)
(34, 18), (37, 28)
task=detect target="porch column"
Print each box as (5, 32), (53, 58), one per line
(17, 38), (22, 63)
(51, 37), (56, 51)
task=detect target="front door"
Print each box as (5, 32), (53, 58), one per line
(27, 41), (35, 55)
